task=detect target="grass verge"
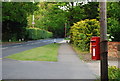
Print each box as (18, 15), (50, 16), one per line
(71, 44), (92, 62)
(95, 66), (120, 81)
(64, 37), (70, 40)
(5, 43), (60, 61)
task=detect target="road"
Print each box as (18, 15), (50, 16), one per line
(2, 38), (64, 57)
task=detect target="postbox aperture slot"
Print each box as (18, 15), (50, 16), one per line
(91, 40), (96, 42)
(92, 45), (96, 47)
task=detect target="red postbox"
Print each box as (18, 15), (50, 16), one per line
(90, 37), (100, 60)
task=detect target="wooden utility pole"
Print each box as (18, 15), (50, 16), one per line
(100, 1), (108, 81)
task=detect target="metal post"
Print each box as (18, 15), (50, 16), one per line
(65, 23), (67, 38)
(32, 15), (34, 28)
(32, 0), (35, 28)
(100, 1), (108, 81)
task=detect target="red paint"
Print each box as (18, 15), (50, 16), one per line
(91, 37), (100, 60)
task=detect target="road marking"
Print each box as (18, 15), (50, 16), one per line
(27, 41), (32, 42)
(2, 44), (23, 49)
(12, 45), (23, 48)
(43, 41), (48, 42)
(33, 42), (41, 44)
(26, 43), (41, 45)
(31, 43), (35, 45)
(58, 40), (67, 43)
(13, 46), (19, 48)
(2, 47), (8, 49)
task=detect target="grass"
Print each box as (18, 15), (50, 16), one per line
(108, 66), (120, 80)
(71, 44), (92, 62)
(64, 37), (70, 40)
(5, 43), (60, 61)
(94, 66), (120, 81)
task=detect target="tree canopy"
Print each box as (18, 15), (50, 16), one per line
(2, 2), (39, 41)
(2, 2), (120, 41)
(107, 2), (120, 41)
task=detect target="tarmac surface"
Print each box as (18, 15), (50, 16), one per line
(2, 41), (98, 79)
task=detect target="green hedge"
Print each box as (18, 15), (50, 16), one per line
(108, 66), (120, 80)
(26, 27), (53, 40)
(70, 19), (100, 51)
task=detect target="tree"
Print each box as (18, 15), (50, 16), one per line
(27, 2), (68, 38)
(64, 2), (99, 26)
(2, 2), (39, 41)
(82, 2), (99, 19)
(107, 2), (120, 41)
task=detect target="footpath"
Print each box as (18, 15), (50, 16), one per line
(59, 42), (119, 78)
(58, 43), (99, 79)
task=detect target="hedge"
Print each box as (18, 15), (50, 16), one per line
(70, 19), (100, 51)
(108, 66), (120, 80)
(26, 27), (53, 40)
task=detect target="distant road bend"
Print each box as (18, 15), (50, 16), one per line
(2, 38), (64, 57)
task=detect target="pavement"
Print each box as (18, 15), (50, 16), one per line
(2, 41), (98, 79)
(86, 60), (119, 77)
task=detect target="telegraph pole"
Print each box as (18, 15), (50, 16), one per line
(100, 1), (108, 81)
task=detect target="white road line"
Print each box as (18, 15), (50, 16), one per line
(31, 43), (35, 45)
(35, 42), (41, 44)
(43, 41), (48, 42)
(2, 47), (8, 49)
(12, 45), (23, 48)
(12, 46), (19, 48)
(27, 41), (32, 42)
(2, 44), (23, 49)
(58, 40), (68, 43)
(27, 43), (40, 45)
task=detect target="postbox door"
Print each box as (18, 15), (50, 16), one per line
(91, 37), (100, 60)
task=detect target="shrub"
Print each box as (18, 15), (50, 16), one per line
(107, 18), (120, 41)
(26, 27), (53, 40)
(108, 66), (120, 80)
(70, 19), (100, 51)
